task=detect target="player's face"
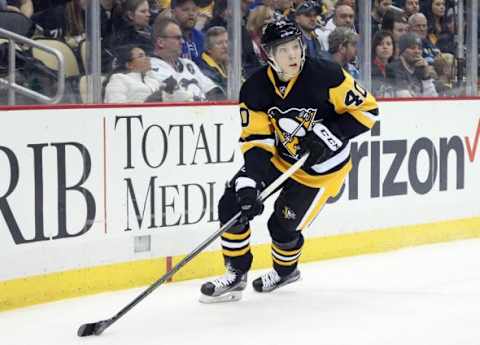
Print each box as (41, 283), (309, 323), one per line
(272, 39), (303, 80)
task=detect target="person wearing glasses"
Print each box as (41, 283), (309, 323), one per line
(104, 45), (161, 103)
(294, 1), (325, 62)
(408, 12), (440, 65)
(149, 17), (224, 101)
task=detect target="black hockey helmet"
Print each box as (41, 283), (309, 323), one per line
(261, 19), (302, 49)
(261, 19), (305, 80)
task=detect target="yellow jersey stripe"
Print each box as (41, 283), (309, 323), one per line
(299, 191), (330, 230)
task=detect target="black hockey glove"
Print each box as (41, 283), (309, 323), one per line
(299, 123), (344, 166)
(235, 177), (264, 224)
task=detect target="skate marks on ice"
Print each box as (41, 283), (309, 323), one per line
(1, 240), (480, 345)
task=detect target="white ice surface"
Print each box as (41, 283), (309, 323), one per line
(1, 239), (480, 345)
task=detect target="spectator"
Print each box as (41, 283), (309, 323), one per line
(433, 52), (456, 96)
(194, 0), (214, 31)
(386, 32), (438, 97)
(402, 0), (419, 18)
(148, 0), (164, 24)
(104, 45), (161, 103)
(100, 0), (122, 36)
(203, 0), (228, 31)
(372, 30), (395, 96)
(326, 0), (358, 29)
(205, 0), (262, 78)
(294, 1), (324, 61)
(436, 8), (456, 54)
(382, 8), (408, 57)
(199, 26), (229, 94)
(423, 0), (448, 46)
(246, 4), (275, 65)
(241, 0), (263, 77)
(109, 0), (153, 55)
(327, 27), (360, 79)
(371, 0), (393, 35)
(408, 12), (440, 64)
(316, 3), (355, 51)
(171, 0), (204, 66)
(149, 17), (225, 101)
(272, 0), (294, 18)
(32, 0), (87, 47)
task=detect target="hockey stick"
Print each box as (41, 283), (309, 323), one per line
(77, 152), (309, 337)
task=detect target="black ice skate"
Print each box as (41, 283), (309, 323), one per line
(252, 269), (301, 293)
(199, 267), (247, 303)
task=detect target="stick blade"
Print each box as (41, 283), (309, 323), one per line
(77, 322), (98, 337)
(77, 319), (110, 337)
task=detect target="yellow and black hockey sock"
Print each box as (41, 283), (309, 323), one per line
(271, 235), (304, 276)
(221, 225), (253, 273)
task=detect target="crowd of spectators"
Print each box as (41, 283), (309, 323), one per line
(0, 0), (471, 104)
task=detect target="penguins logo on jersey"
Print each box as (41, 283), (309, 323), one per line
(282, 206), (297, 220)
(267, 106), (317, 158)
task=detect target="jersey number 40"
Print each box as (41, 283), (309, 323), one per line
(345, 81), (368, 107)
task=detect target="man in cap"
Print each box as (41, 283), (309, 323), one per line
(294, 1), (324, 61)
(386, 32), (438, 97)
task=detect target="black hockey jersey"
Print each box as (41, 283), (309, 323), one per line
(239, 58), (379, 188)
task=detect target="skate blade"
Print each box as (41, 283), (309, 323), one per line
(256, 275), (302, 293)
(199, 291), (243, 304)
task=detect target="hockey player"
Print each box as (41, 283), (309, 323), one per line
(200, 19), (379, 303)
